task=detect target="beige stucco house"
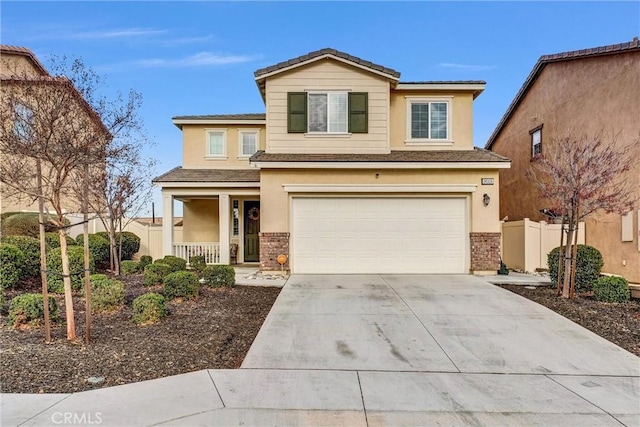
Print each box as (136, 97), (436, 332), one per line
(486, 38), (640, 284)
(154, 48), (510, 274)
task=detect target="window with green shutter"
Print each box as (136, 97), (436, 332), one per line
(348, 92), (368, 133)
(287, 92), (307, 133)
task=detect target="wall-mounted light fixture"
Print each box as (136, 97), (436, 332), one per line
(483, 194), (490, 207)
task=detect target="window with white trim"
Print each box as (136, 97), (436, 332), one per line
(308, 92), (348, 133)
(206, 130), (226, 157)
(239, 130), (259, 157)
(14, 103), (33, 142)
(406, 98), (450, 141)
(530, 125), (543, 158)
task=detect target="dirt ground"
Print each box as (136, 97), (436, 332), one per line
(0, 274), (280, 393)
(499, 284), (640, 357)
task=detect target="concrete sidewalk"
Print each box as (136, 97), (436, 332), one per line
(3, 274), (639, 426)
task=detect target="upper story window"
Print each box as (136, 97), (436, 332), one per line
(239, 130), (259, 157)
(288, 92), (368, 134)
(14, 103), (34, 142)
(530, 125), (543, 158)
(206, 129), (227, 158)
(406, 98), (451, 142)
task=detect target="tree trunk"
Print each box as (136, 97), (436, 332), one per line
(569, 214), (580, 299)
(82, 163), (92, 343)
(561, 224), (574, 299)
(557, 217), (566, 296)
(36, 160), (51, 342)
(58, 228), (76, 340)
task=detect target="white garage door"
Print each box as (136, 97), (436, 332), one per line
(292, 197), (467, 274)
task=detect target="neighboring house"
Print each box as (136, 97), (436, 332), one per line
(0, 45), (109, 215)
(154, 48), (510, 274)
(486, 38), (640, 284)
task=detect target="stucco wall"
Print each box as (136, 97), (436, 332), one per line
(182, 199), (219, 242)
(490, 51), (640, 282)
(0, 54), (42, 77)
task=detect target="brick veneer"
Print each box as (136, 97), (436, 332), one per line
(259, 232), (290, 271)
(470, 232), (501, 271)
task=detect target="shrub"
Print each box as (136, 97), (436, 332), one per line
(593, 276), (630, 303)
(202, 265), (235, 287)
(1, 213), (66, 238)
(139, 255), (152, 269)
(76, 234), (110, 269)
(91, 275), (125, 312)
(548, 245), (604, 293)
(0, 244), (25, 289)
(132, 293), (167, 325)
(188, 255), (206, 274)
(163, 271), (199, 300)
(44, 232), (76, 250)
(0, 288), (4, 308)
(46, 246), (95, 293)
(158, 255), (187, 273)
(8, 293), (58, 326)
(1, 235), (41, 279)
(121, 260), (141, 275)
(143, 263), (171, 286)
(95, 231), (141, 260)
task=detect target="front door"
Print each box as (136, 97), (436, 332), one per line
(244, 201), (260, 262)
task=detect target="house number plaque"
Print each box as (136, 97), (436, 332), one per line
(481, 178), (494, 185)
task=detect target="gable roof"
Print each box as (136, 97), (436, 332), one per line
(0, 45), (49, 76)
(485, 37), (640, 150)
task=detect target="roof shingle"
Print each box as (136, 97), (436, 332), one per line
(153, 167), (261, 183)
(172, 113), (265, 121)
(250, 149), (510, 163)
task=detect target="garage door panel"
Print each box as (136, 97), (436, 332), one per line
(292, 197), (467, 274)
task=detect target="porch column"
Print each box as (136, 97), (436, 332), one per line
(162, 193), (174, 257)
(219, 194), (230, 264)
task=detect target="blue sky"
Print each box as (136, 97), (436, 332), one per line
(2, 1), (639, 216)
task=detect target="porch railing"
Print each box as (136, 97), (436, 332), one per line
(172, 242), (220, 265)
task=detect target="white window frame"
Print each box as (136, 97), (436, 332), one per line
(205, 129), (227, 159)
(307, 91), (349, 135)
(530, 126), (542, 158)
(238, 129), (260, 158)
(14, 103), (34, 142)
(405, 97), (452, 144)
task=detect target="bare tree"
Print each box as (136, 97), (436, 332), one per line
(528, 131), (637, 298)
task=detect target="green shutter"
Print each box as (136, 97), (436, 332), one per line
(288, 92), (307, 133)
(348, 92), (368, 133)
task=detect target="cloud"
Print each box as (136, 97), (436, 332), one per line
(103, 52), (260, 71)
(30, 27), (167, 40)
(437, 62), (497, 71)
(162, 35), (216, 46)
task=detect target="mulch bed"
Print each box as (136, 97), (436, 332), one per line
(499, 284), (640, 357)
(0, 274), (280, 394)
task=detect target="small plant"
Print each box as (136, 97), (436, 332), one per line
(157, 255), (187, 272)
(497, 260), (509, 275)
(8, 293), (58, 327)
(76, 234), (110, 269)
(163, 271), (199, 300)
(121, 260), (141, 275)
(143, 263), (172, 286)
(139, 255), (153, 269)
(593, 276), (630, 303)
(46, 246), (95, 293)
(1, 235), (41, 279)
(188, 255), (206, 275)
(0, 243), (26, 289)
(132, 293), (167, 325)
(91, 276), (125, 312)
(44, 232), (76, 250)
(548, 245), (604, 293)
(202, 265), (235, 287)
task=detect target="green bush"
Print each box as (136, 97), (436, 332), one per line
(593, 276), (630, 303)
(202, 265), (235, 287)
(163, 271), (199, 300)
(0, 288), (4, 308)
(132, 293), (167, 325)
(91, 275), (125, 312)
(0, 243), (25, 289)
(548, 245), (604, 293)
(1, 213), (66, 238)
(121, 260), (141, 275)
(188, 255), (206, 274)
(46, 246), (95, 293)
(95, 231), (141, 260)
(44, 232), (76, 250)
(1, 235), (40, 280)
(158, 255), (187, 273)
(143, 263), (171, 286)
(139, 255), (152, 269)
(8, 293), (58, 326)
(76, 234), (110, 269)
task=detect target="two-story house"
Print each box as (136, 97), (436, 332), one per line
(153, 48), (510, 274)
(486, 38), (640, 284)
